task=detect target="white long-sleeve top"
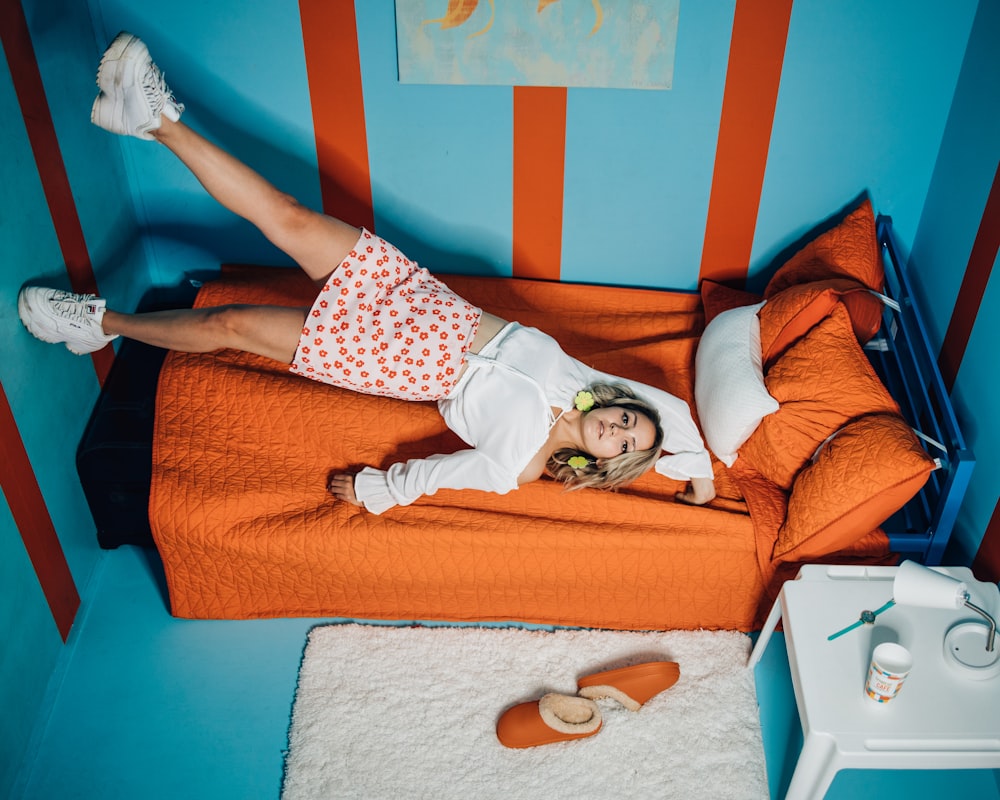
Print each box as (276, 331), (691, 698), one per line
(353, 322), (713, 514)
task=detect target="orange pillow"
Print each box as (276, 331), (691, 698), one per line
(740, 305), (899, 488)
(764, 199), (883, 297)
(700, 279), (761, 324)
(774, 414), (935, 561)
(759, 278), (884, 367)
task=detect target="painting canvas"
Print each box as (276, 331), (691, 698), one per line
(395, 0), (680, 89)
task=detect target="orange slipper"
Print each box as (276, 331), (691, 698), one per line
(496, 693), (602, 749)
(577, 661), (680, 711)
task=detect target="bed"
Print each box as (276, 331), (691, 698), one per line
(85, 199), (974, 630)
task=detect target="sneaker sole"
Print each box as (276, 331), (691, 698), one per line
(91, 32), (155, 139)
(17, 289), (61, 344)
(96, 32), (147, 93)
(65, 340), (110, 356)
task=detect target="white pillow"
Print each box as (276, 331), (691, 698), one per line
(694, 301), (778, 467)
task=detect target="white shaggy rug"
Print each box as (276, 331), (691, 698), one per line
(282, 624), (767, 800)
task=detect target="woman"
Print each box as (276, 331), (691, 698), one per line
(18, 32), (716, 514)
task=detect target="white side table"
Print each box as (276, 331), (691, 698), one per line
(748, 564), (1000, 800)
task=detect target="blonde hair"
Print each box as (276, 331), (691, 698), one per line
(548, 383), (664, 491)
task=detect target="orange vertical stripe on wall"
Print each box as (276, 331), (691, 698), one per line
(298, 0), (374, 230)
(0, 383), (80, 641)
(512, 86), (567, 281)
(0, 0), (113, 384)
(938, 162), (1000, 391)
(699, 0), (794, 285)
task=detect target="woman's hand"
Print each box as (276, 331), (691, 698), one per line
(327, 473), (363, 507)
(675, 477), (716, 506)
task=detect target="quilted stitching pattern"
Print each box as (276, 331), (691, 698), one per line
(150, 267), (767, 629)
(759, 278), (883, 367)
(763, 198), (883, 297)
(740, 305), (899, 489)
(776, 413), (934, 561)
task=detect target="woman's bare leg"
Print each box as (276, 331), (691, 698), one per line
(151, 118), (360, 284)
(106, 121), (359, 362)
(82, 35), (358, 362)
(102, 304), (309, 364)
(90, 32), (360, 283)
(19, 35), (349, 363)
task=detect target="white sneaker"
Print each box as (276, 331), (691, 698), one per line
(90, 31), (184, 140)
(18, 287), (119, 355)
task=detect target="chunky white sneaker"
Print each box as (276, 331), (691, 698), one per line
(90, 31), (184, 140)
(18, 287), (119, 355)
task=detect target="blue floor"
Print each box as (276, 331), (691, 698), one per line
(14, 546), (1000, 799)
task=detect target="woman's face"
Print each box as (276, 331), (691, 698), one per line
(581, 406), (657, 461)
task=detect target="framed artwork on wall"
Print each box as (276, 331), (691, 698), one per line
(395, 0), (680, 89)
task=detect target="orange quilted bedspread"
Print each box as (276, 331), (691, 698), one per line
(149, 266), (874, 628)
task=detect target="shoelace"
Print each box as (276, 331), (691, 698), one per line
(142, 63), (184, 116)
(48, 293), (98, 320)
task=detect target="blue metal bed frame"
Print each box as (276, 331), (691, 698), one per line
(866, 216), (975, 565)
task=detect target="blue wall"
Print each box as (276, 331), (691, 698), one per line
(3, 1), (997, 794)
(93, 1), (983, 291)
(912, 0), (1000, 565)
(755, 0), (976, 269)
(2, 0), (114, 789)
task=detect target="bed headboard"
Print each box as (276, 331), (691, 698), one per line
(866, 216), (975, 564)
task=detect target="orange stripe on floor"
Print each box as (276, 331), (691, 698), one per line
(299, 0), (374, 231)
(0, 383), (80, 641)
(512, 86), (567, 281)
(938, 162), (1000, 391)
(0, 0), (113, 384)
(700, 0), (794, 285)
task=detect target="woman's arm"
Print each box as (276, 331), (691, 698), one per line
(331, 449), (519, 515)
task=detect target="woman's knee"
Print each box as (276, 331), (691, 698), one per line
(266, 193), (360, 281)
(201, 304), (306, 362)
(269, 191), (321, 240)
(202, 304), (256, 349)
